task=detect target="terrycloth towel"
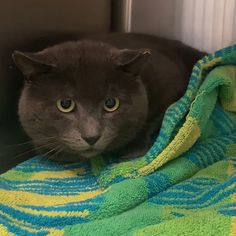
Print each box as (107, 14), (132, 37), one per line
(1, 45), (236, 236)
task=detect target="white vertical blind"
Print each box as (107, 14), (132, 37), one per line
(202, 0), (215, 52)
(127, 0), (236, 52)
(179, 0), (236, 52)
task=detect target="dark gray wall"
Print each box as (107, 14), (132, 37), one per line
(0, 0), (110, 120)
(0, 0), (111, 173)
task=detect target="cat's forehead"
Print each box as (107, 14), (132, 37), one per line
(46, 40), (113, 67)
(45, 67), (123, 103)
(45, 41), (123, 92)
(35, 41), (135, 100)
(62, 69), (122, 99)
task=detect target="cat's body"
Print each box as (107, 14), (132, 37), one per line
(13, 33), (205, 161)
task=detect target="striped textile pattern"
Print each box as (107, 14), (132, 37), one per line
(0, 44), (236, 235)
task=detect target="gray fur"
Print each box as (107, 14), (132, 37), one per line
(12, 34), (205, 161)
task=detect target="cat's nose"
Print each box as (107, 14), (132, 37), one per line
(82, 135), (101, 146)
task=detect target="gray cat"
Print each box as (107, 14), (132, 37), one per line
(12, 33), (205, 162)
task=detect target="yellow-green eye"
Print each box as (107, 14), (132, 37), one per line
(56, 99), (75, 113)
(104, 97), (120, 112)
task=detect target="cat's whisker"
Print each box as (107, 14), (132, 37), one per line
(35, 147), (62, 165)
(46, 147), (65, 164)
(4, 137), (56, 149)
(48, 149), (61, 161)
(4, 140), (33, 148)
(11, 141), (59, 161)
(41, 145), (61, 158)
(40, 146), (65, 167)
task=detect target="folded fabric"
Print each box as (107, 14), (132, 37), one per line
(0, 45), (236, 236)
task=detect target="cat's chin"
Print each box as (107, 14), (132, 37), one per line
(37, 146), (102, 163)
(78, 149), (102, 158)
(54, 148), (102, 162)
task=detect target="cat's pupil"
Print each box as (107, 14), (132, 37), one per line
(61, 100), (72, 109)
(105, 98), (116, 108)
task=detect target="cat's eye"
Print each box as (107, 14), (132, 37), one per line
(56, 99), (75, 113)
(104, 97), (120, 112)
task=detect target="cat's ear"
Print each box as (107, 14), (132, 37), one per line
(114, 48), (151, 75)
(12, 51), (56, 80)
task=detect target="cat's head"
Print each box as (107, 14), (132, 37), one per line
(12, 40), (150, 161)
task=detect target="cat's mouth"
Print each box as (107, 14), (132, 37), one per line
(60, 138), (103, 159)
(49, 147), (101, 163)
(65, 145), (102, 159)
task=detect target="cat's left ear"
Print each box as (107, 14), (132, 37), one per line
(12, 51), (56, 81)
(114, 48), (151, 76)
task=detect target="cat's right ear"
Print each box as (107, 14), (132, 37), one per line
(12, 51), (56, 81)
(112, 48), (151, 76)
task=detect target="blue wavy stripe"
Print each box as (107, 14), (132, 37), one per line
(151, 186), (236, 209)
(14, 156), (90, 172)
(7, 181), (99, 189)
(0, 208), (48, 231)
(0, 179), (98, 189)
(195, 147), (213, 168)
(171, 211), (185, 217)
(19, 195), (104, 212)
(167, 184), (207, 193)
(196, 140), (225, 167)
(163, 101), (187, 125)
(149, 178), (219, 200)
(166, 176), (235, 200)
(150, 176), (236, 208)
(145, 172), (172, 197)
(214, 106), (235, 130)
(148, 148), (157, 158)
(218, 209), (236, 216)
(199, 144), (217, 165)
(14, 165), (88, 173)
(153, 110), (182, 151)
(186, 135), (235, 168)
(209, 142), (225, 163)
(0, 179), (100, 195)
(0, 213), (48, 236)
(0, 176), (98, 186)
(22, 156), (86, 167)
(162, 115), (177, 130)
(219, 201), (236, 209)
(100, 175), (126, 187)
(181, 177), (219, 185)
(211, 107), (236, 134)
(0, 204), (88, 228)
(173, 179), (219, 191)
(18, 203), (97, 213)
(186, 150), (205, 168)
(188, 77), (199, 89)
(5, 188), (98, 196)
(0, 181), (99, 192)
(183, 94), (192, 103)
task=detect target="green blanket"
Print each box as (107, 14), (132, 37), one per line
(1, 45), (236, 236)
